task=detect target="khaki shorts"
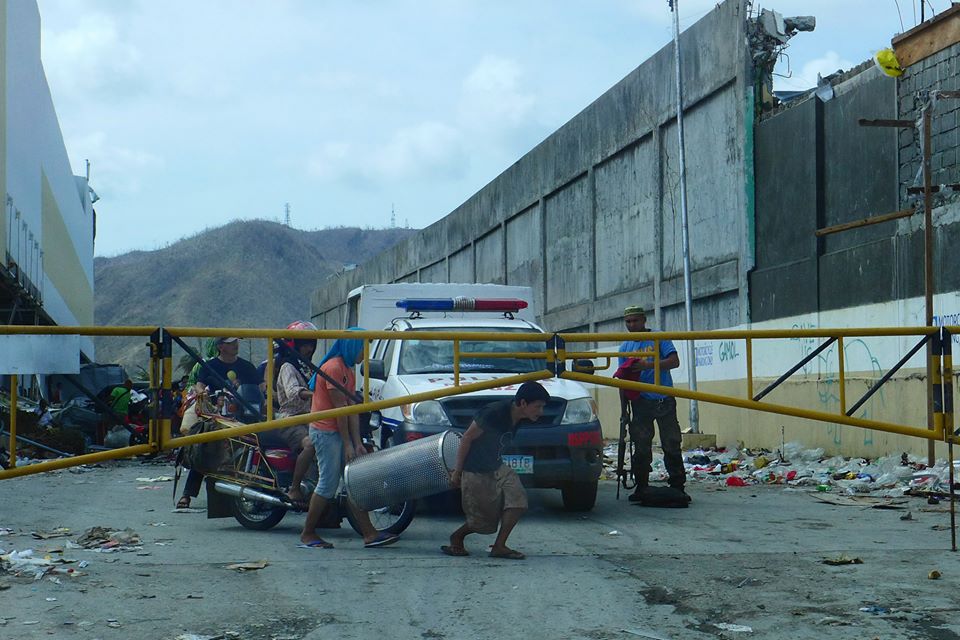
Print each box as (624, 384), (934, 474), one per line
(461, 465), (528, 534)
(272, 423), (309, 452)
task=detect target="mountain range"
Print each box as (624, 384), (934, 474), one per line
(93, 220), (416, 371)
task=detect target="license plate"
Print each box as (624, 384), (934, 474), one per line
(502, 455), (534, 474)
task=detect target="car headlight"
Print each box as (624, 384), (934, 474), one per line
(401, 400), (451, 426)
(561, 397), (598, 424)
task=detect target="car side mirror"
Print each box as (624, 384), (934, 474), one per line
(572, 359), (597, 374)
(362, 359), (386, 380)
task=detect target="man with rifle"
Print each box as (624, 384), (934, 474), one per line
(613, 306), (689, 504)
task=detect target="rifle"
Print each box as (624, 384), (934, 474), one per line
(616, 390), (636, 499)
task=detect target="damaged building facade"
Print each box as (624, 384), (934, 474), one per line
(310, 0), (960, 458)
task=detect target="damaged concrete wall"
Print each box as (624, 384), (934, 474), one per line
(311, 0), (752, 337)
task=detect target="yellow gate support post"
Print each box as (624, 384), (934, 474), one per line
(8, 374), (16, 469)
(942, 327), (956, 552)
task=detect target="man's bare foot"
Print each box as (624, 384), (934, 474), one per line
(489, 546), (525, 560)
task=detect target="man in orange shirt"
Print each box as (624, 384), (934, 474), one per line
(299, 331), (399, 549)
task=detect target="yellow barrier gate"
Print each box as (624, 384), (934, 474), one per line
(1, 324), (957, 547)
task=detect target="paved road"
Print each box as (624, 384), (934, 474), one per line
(1, 459), (959, 639)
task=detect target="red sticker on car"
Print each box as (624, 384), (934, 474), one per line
(567, 431), (601, 447)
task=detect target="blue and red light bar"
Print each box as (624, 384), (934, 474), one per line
(396, 297), (528, 313)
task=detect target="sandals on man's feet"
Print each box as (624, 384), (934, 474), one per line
(176, 496), (191, 509)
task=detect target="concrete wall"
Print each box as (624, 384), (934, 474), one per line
(1, 1), (95, 355)
(751, 65), (903, 321)
(311, 0), (752, 338)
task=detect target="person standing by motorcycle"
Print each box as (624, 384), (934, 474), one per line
(273, 321), (318, 507)
(177, 337), (261, 509)
(299, 330), (399, 549)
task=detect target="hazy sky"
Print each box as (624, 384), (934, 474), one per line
(35, 0), (930, 257)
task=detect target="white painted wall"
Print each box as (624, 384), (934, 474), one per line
(3, 1), (94, 356)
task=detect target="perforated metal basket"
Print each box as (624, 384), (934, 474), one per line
(344, 431), (461, 511)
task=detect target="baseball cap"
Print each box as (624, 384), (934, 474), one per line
(215, 337), (240, 345)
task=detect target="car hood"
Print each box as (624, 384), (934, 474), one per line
(395, 373), (590, 400)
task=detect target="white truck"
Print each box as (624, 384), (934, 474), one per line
(349, 283), (603, 511)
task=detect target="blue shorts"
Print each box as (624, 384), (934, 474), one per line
(309, 429), (343, 499)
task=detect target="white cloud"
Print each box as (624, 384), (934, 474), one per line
(41, 13), (143, 100)
(776, 51), (856, 91)
(458, 55), (535, 131)
(308, 121), (467, 185)
(68, 131), (164, 197)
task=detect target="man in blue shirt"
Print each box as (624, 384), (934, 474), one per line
(615, 305), (687, 501)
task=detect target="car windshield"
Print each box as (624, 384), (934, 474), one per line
(398, 327), (546, 374)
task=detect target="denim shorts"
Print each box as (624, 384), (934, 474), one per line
(309, 429), (343, 499)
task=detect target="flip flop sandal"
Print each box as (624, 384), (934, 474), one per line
(489, 549), (525, 560)
(364, 533), (399, 548)
(440, 545), (469, 557)
(297, 540), (334, 549)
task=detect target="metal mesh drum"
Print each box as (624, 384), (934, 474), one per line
(344, 431), (461, 511)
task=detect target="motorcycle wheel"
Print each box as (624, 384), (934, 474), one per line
(230, 496), (287, 531)
(345, 499), (416, 536)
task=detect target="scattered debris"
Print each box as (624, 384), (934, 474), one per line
(602, 440), (957, 502)
(621, 630), (670, 640)
(713, 622), (753, 632)
(859, 605), (889, 615)
(823, 555), (863, 566)
(929, 570), (942, 580)
(77, 527), (142, 552)
(225, 560), (268, 572)
(31, 527), (71, 540)
(900, 511), (913, 521)
(135, 476), (173, 482)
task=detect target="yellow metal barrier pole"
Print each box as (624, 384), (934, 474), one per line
(933, 330), (945, 443)
(746, 338), (754, 399)
(561, 371), (943, 442)
(943, 328), (954, 440)
(837, 336), (846, 415)
(454, 339), (460, 387)
(566, 351), (657, 359)
(363, 338), (370, 403)
(654, 339), (660, 386)
(265, 336), (275, 422)
(8, 374), (16, 468)
(159, 329), (173, 451)
(941, 329), (956, 551)
(170, 371), (554, 449)
(0, 444), (156, 480)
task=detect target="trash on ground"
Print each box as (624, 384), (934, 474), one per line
(77, 526), (142, 552)
(929, 570), (942, 579)
(30, 527), (71, 540)
(620, 629), (670, 640)
(0, 548), (82, 581)
(225, 560), (268, 572)
(859, 605), (889, 614)
(823, 555), (863, 565)
(713, 622), (753, 632)
(135, 476), (173, 482)
(600, 440), (950, 504)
